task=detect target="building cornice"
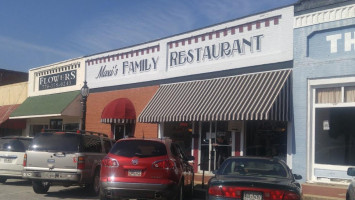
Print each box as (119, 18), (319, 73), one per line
(294, 4), (355, 28)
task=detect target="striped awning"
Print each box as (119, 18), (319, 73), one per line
(138, 69), (292, 123)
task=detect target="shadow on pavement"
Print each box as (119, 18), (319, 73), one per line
(3, 180), (32, 186)
(44, 186), (98, 199)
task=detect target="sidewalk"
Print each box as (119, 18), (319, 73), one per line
(302, 183), (348, 200)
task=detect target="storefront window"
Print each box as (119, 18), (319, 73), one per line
(163, 122), (192, 156)
(30, 125), (49, 137)
(345, 86), (355, 102)
(112, 123), (134, 140)
(50, 119), (63, 130)
(316, 87), (341, 104)
(246, 121), (287, 161)
(315, 107), (355, 165)
(63, 123), (79, 131)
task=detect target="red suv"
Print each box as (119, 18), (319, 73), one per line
(99, 138), (195, 200)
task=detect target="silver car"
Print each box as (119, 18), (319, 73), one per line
(22, 131), (114, 196)
(0, 136), (33, 183)
(347, 167), (355, 200)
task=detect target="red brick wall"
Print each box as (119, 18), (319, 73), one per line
(86, 85), (159, 139)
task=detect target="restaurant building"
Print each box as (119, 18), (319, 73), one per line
(10, 58), (86, 136)
(85, 5), (294, 175)
(293, 0), (355, 183)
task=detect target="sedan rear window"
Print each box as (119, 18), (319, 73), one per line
(0, 138), (31, 152)
(110, 140), (167, 158)
(29, 133), (80, 152)
(219, 158), (288, 178)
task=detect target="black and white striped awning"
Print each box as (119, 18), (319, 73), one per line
(138, 69), (292, 123)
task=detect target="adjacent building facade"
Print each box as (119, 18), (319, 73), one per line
(10, 58), (86, 136)
(293, 0), (355, 183)
(0, 82), (27, 137)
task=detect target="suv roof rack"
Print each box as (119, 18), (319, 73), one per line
(76, 130), (109, 138)
(40, 129), (108, 138)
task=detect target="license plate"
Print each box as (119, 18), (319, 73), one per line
(243, 191), (262, 200)
(4, 158), (12, 163)
(128, 169), (142, 177)
(43, 172), (56, 178)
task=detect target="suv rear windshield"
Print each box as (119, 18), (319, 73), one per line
(0, 138), (32, 152)
(110, 140), (167, 158)
(29, 133), (80, 152)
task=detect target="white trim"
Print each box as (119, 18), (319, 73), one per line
(198, 122), (202, 173)
(231, 131), (235, 157)
(287, 122), (292, 168)
(9, 114), (62, 119)
(308, 76), (355, 182)
(294, 4), (355, 28)
(309, 76), (355, 86)
(314, 164), (351, 171)
(240, 122), (245, 156)
(307, 79), (313, 181)
(158, 123), (163, 138)
(191, 122), (195, 157)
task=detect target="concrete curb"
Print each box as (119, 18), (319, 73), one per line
(302, 194), (345, 200)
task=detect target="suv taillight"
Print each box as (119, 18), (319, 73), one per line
(208, 186), (300, 200)
(77, 156), (85, 170)
(152, 159), (175, 169)
(23, 153), (27, 167)
(102, 156), (119, 167)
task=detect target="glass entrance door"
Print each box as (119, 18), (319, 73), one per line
(200, 121), (232, 172)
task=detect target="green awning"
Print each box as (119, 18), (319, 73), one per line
(10, 91), (81, 119)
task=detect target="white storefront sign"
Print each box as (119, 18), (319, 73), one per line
(86, 6), (293, 89)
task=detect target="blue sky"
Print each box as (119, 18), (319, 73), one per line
(0, 0), (297, 72)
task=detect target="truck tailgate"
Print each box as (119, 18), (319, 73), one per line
(26, 151), (77, 170)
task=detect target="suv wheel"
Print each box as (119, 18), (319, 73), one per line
(86, 169), (100, 196)
(32, 181), (50, 194)
(0, 177), (7, 183)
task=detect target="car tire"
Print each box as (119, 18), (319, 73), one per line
(86, 168), (100, 196)
(32, 181), (50, 194)
(99, 193), (109, 200)
(190, 174), (194, 198)
(176, 183), (184, 200)
(0, 177), (7, 183)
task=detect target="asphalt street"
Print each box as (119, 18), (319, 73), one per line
(0, 179), (204, 200)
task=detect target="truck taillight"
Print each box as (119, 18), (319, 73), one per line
(208, 186), (300, 200)
(152, 159), (175, 169)
(101, 156), (119, 167)
(77, 156), (85, 170)
(23, 153), (27, 167)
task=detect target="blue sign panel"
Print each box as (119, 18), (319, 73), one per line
(308, 25), (355, 59)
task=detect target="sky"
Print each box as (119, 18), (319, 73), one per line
(0, 0), (298, 72)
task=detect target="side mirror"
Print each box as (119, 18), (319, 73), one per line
(347, 167), (355, 176)
(293, 174), (302, 180)
(186, 156), (195, 161)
